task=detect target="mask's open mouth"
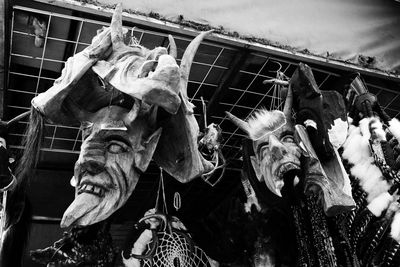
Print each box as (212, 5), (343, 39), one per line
(275, 161), (301, 179)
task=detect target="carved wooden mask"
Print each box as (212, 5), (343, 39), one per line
(226, 89), (302, 197)
(31, 4), (213, 227)
(61, 105), (161, 227)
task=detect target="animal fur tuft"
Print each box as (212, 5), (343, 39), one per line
(366, 192), (393, 217)
(15, 107), (44, 187)
(390, 210), (400, 242)
(389, 118), (400, 141)
(247, 109), (286, 140)
(342, 118), (390, 202)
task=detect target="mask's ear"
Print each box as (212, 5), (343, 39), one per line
(135, 128), (162, 172)
(250, 156), (263, 182)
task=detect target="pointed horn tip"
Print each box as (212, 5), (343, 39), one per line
(200, 29), (214, 37)
(115, 2), (123, 11)
(225, 111), (250, 131)
(168, 34), (177, 58)
(225, 111), (234, 118)
(224, 111), (237, 123)
(112, 3), (123, 21)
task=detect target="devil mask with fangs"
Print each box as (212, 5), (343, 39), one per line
(226, 89), (301, 197)
(30, 4), (213, 227)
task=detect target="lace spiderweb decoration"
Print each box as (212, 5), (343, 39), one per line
(140, 230), (211, 267)
(129, 169), (213, 267)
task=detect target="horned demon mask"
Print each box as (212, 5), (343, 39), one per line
(226, 89), (301, 197)
(31, 4), (213, 227)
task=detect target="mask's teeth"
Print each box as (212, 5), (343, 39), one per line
(99, 188), (104, 197)
(77, 184), (104, 197)
(87, 184), (93, 192)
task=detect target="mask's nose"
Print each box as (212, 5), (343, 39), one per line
(77, 142), (106, 175)
(269, 135), (287, 161)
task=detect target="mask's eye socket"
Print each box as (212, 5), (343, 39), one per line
(257, 142), (269, 158)
(281, 135), (295, 143)
(107, 140), (129, 154)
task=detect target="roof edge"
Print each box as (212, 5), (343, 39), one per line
(32, 0), (400, 82)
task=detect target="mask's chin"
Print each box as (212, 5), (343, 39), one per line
(61, 190), (120, 228)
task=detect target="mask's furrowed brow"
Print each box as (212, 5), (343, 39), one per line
(100, 120), (127, 131)
(280, 130), (294, 139)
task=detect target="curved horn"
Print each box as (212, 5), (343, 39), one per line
(283, 86), (293, 118)
(168, 35), (177, 58)
(225, 111), (251, 135)
(111, 3), (124, 50)
(180, 30), (213, 97)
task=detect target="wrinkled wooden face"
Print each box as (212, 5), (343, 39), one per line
(251, 118), (301, 197)
(61, 106), (156, 227)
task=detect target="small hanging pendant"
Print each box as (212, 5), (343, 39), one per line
(173, 192), (181, 212)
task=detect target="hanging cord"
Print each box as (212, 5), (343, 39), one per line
(154, 170), (162, 212)
(264, 68), (289, 111)
(155, 167), (169, 215)
(160, 168), (168, 215)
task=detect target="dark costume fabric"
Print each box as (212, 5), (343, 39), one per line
(340, 156), (400, 267)
(336, 76), (400, 267)
(31, 221), (116, 266)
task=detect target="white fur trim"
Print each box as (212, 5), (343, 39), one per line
(334, 148), (353, 197)
(367, 192), (393, 217)
(359, 118), (372, 140)
(342, 119), (390, 202)
(370, 118), (386, 141)
(328, 118), (348, 149)
(389, 118), (400, 141)
(391, 211), (400, 242)
(304, 119), (317, 129)
(342, 124), (371, 165)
